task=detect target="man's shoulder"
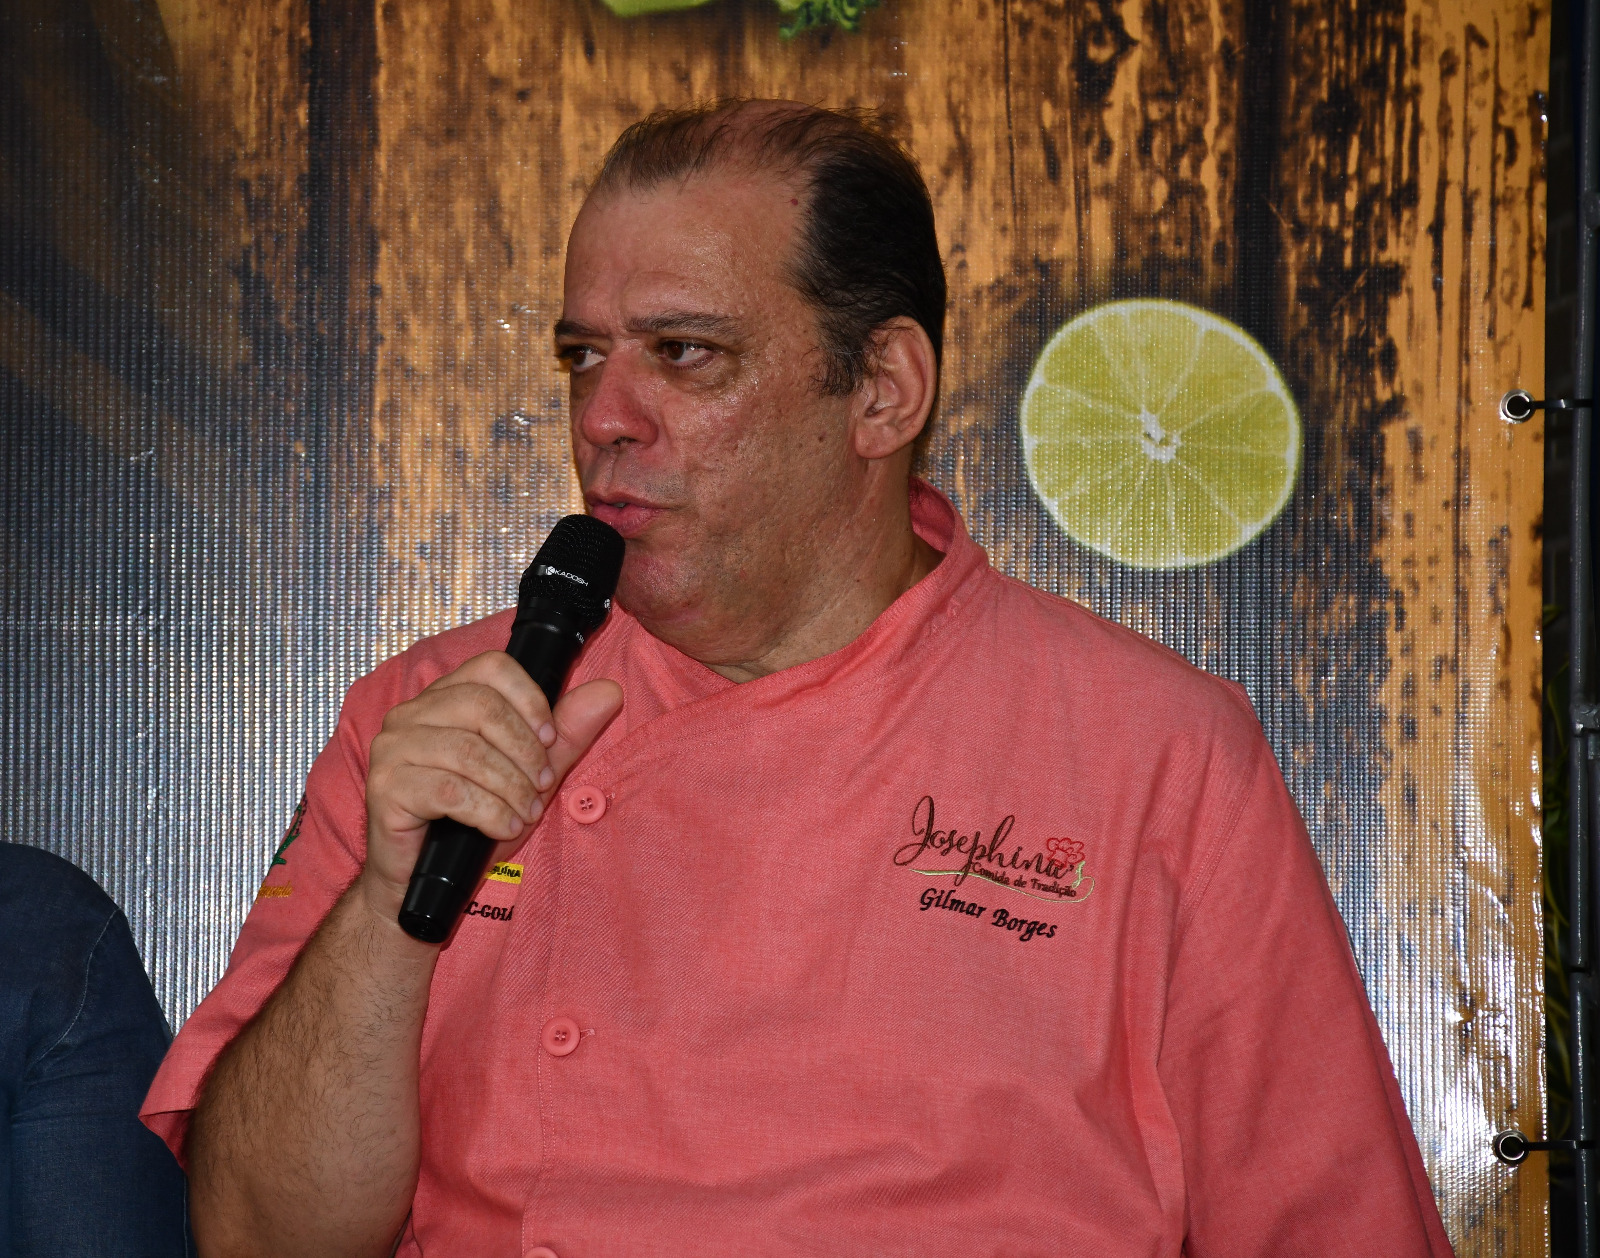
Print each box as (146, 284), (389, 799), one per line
(339, 610), (517, 725)
(0, 843), (120, 944)
(0, 845), (128, 1059)
(966, 569), (1260, 739)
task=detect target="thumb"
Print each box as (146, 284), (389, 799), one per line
(546, 678), (624, 782)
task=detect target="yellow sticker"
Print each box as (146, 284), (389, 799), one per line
(486, 862), (523, 885)
(257, 884), (293, 899)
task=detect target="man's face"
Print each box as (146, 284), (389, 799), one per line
(558, 170), (862, 659)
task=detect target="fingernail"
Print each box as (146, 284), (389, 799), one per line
(537, 767), (555, 790)
(538, 722), (557, 745)
(528, 799), (543, 821)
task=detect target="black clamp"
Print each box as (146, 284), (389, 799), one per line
(1499, 389), (1595, 423)
(1492, 1130), (1594, 1165)
(1577, 704), (1600, 759)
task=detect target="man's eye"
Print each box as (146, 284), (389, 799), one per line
(659, 340), (714, 367)
(558, 346), (604, 373)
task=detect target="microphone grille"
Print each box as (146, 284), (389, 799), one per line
(519, 514), (626, 625)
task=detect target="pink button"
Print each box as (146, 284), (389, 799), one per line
(565, 785), (606, 824)
(541, 1016), (581, 1057)
(527, 1248), (560, 1258)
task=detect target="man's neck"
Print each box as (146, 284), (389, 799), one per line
(703, 523), (942, 683)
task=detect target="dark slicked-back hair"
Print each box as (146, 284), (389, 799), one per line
(594, 100), (946, 398)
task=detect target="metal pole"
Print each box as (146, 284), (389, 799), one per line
(1570, 0), (1600, 1248)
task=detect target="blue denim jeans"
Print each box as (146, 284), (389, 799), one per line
(0, 844), (190, 1257)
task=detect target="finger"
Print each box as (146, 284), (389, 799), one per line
(377, 725), (543, 825)
(421, 651), (553, 739)
(401, 681), (550, 785)
(374, 763), (530, 844)
(544, 679), (625, 783)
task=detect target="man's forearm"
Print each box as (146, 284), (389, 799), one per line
(187, 879), (438, 1258)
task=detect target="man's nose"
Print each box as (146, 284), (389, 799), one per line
(576, 353), (659, 450)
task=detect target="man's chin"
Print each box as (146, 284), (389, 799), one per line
(614, 562), (700, 632)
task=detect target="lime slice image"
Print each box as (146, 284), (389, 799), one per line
(1020, 299), (1301, 569)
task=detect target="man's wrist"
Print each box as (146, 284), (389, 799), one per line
(351, 867), (443, 960)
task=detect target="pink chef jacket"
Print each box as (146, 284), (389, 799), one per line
(144, 482), (1453, 1257)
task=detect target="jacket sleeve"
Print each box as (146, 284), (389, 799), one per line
(138, 662), (397, 1163)
(1157, 740), (1455, 1257)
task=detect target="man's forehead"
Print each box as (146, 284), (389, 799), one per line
(573, 169), (798, 245)
(557, 252), (755, 330)
(561, 177), (803, 329)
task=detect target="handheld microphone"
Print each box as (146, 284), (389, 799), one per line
(398, 514), (626, 943)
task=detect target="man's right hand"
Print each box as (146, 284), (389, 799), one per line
(360, 652), (624, 922)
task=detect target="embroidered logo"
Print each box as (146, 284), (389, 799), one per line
(1045, 836), (1085, 871)
(893, 795), (1094, 906)
(271, 797), (306, 868)
(486, 861), (523, 884)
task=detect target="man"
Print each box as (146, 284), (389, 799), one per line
(145, 101), (1453, 1257)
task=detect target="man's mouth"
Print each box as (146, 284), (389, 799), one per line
(586, 496), (666, 539)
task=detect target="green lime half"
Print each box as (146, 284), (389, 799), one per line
(1021, 299), (1301, 569)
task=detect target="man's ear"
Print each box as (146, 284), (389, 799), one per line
(853, 317), (938, 461)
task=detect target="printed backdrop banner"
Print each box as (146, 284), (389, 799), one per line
(0, 0), (1548, 1249)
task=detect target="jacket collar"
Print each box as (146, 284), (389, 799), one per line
(588, 478), (991, 709)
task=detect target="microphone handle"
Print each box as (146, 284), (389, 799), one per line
(508, 609), (586, 707)
(399, 818), (496, 944)
(397, 606), (586, 943)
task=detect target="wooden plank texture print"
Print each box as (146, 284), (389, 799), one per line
(0, 0), (1549, 1249)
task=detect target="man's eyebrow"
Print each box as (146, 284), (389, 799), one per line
(553, 310), (744, 346)
(553, 317), (599, 341)
(627, 311), (742, 339)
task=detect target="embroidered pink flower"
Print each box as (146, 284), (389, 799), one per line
(1045, 836), (1085, 870)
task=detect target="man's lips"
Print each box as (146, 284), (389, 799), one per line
(587, 497), (666, 539)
